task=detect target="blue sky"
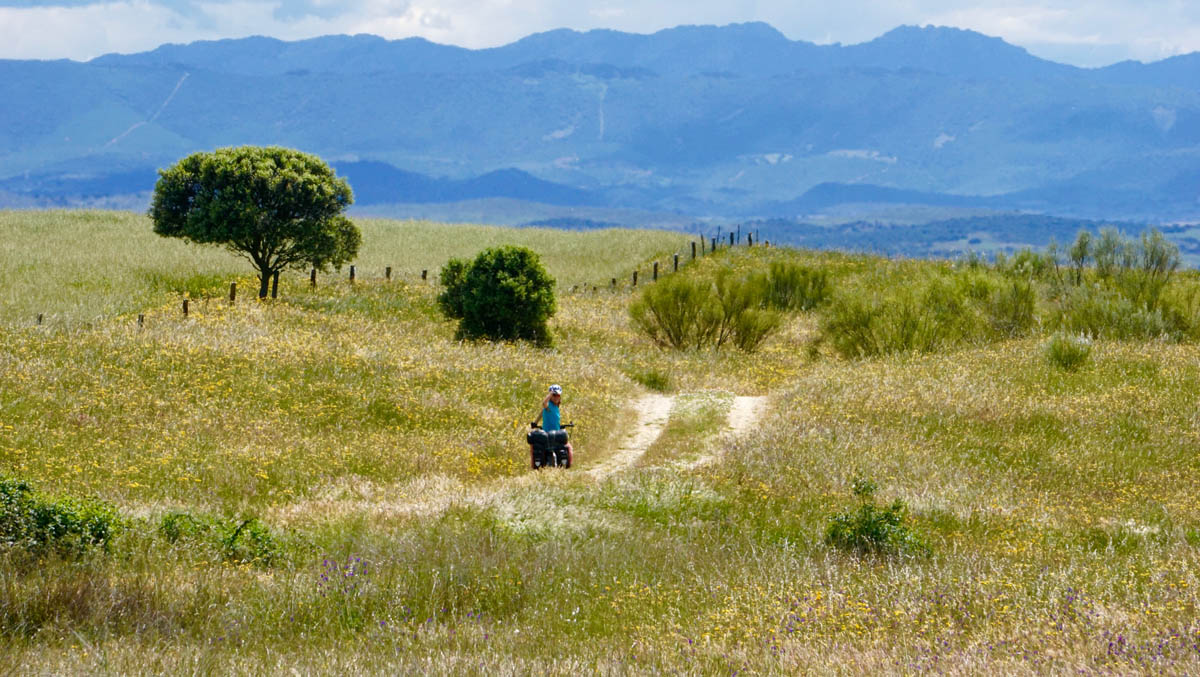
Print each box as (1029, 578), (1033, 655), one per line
(1, 0), (1197, 66)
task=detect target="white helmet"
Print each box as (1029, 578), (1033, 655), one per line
(549, 384), (563, 395)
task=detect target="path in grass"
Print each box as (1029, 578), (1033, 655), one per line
(587, 393), (675, 478)
(678, 395), (768, 470)
(272, 392), (766, 525)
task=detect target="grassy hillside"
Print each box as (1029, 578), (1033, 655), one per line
(3, 211), (1200, 674)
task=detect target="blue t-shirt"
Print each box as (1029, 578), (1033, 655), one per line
(542, 401), (561, 431)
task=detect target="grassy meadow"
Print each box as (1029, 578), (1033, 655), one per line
(3, 210), (1200, 674)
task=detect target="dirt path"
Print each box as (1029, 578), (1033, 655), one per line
(678, 395), (768, 470)
(587, 393), (675, 478)
(271, 392), (766, 525)
(726, 395), (767, 437)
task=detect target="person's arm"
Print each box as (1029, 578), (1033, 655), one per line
(532, 395), (550, 424)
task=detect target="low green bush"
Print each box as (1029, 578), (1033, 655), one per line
(819, 280), (976, 359)
(825, 479), (927, 556)
(987, 278), (1036, 337)
(764, 261), (831, 311)
(1044, 332), (1092, 372)
(159, 511), (279, 566)
(0, 477), (120, 555)
(629, 274), (721, 350)
(626, 366), (671, 392)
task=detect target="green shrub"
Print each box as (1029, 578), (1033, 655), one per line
(987, 278), (1036, 337)
(437, 246), (556, 344)
(825, 480), (927, 556)
(158, 511), (279, 566)
(435, 258), (469, 319)
(819, 284), (964, 359)
(1044, 332), (1092, 372)
(712, 270), (782, 352)
(764, 261), (831, 311)
(159, 511), (205, 543)
(220, 519), (278, 566)
(0, 477), (120, 554)
(731, 307), (783, 352)
(1052, 286), (1185, 341)
(998, 247), (1057, 281)
(629, 274), (721, 350)
(630, 267), (781, 353)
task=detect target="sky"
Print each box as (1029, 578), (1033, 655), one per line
(1, 0), (1198, 67)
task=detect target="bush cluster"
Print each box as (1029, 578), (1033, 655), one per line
(814, 227), (1196, 359)
(0, 477), (120, 555)
(1045, 228), (1192, 340)
(819, 269), (1034, 359)
(438, 246), (556, 345)
(630, 260), (826, 352)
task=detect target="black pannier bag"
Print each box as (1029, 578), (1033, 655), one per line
(526, 428), (549, 450)
(547, 429), (569, 448)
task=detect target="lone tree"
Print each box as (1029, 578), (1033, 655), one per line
(438, 246), (556, 344)
(150, 146), (361, 298)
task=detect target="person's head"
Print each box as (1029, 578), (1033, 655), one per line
(549, 384), (563, 403)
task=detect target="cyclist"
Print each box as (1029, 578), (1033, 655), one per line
(531, 384), (572, 461)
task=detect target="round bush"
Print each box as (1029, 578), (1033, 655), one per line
(438, 246), (557, 344)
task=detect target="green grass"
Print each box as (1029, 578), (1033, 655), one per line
(0, 210), (692, 326)
(3, 210), (1200, 673)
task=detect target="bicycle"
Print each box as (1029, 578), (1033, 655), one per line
(526, 422), (574, 469)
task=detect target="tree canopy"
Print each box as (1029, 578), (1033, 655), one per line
(150, 146), (361, 298)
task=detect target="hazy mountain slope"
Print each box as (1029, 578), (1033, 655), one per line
(2, 23), (1198, 220)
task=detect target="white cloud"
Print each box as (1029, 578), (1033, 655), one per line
(923, 2), (1200, 64)
(0, 0), (1198, 65)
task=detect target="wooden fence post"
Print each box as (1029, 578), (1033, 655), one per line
(673, 253), (679, 272)
(691, 241), (697, 259)
(711, 237), (717, 253)
(611, 278), (617, 290)
(747, 232), (753, 247)
(632, 270), (638, 287)
(229, 282), (236, 304)
(271, 272), (280, 299)
(422, 269), (428, 281)
(349, 265), (355, 282)
(137, 314), (144, 328)
(385, 266), (392, 281)
(737, 225), (741, 244)
(653, 262), (658, 281)
(729, 232), (735, 247)
(310, 268), (317, 288)
(182, 299), (189, 317)
(36, 313), (43, 325)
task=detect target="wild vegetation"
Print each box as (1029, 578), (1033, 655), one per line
(438, 246), (557, 344)
(3, 211), (1200, 673)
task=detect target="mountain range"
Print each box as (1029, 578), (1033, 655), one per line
(1, 22), (1198, 227)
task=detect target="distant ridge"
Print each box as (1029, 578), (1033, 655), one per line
(1, 21), (1198, 222)
(332, 162), (601, 206)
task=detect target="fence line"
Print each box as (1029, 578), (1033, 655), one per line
(26, 231), (768, 326)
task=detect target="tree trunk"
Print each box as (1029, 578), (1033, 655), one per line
(258, 268), (272, 298)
